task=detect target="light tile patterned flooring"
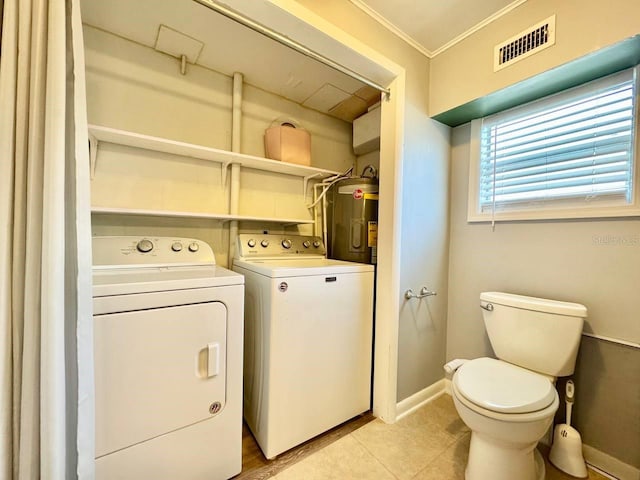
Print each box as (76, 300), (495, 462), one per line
(269, 394), (608, 480)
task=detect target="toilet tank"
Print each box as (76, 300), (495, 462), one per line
(480, 292), (587, 377)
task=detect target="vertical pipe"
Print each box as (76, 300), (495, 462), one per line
(312, 184), (319, 237)
(228, 72), (243, 264)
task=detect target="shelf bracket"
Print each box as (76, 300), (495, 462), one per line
(221, 160), (233, 187)
(303, 173), (323, 198)
(89, 134), (98, 180)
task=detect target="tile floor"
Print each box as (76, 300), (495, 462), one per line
(269, 394), (608, 480)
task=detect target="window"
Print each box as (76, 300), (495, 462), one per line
(468, 67), (640, 222)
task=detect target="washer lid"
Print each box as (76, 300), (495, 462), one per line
(454, 358), (556, 414)
(233, 258), (374, 277)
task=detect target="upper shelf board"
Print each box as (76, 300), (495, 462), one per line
(90, 206), (314, 225)
(88, 124), (342, 179)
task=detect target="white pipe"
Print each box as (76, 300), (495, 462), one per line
(313, 181), (331, 238)
(308, 166), (353, 244)
(232, 72), (242, 153)
(312, 184), (319, 237)
(228, 72), (243, 264)
(322, 189), (328, 250)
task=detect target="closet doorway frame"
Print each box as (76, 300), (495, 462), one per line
(214, 0), (406, 423)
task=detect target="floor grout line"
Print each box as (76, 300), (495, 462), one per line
(349, 431), (402, 480)
(242, 395), (612, 480)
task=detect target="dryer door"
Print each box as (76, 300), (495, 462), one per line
(94, 301), (227, 457)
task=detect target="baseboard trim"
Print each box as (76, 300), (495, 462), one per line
(444, 378), (452, 395)
(583, 444), (640, 480)
(395, 379), (446, 421)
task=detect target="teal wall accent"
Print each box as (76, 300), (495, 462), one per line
(434, 35), (640, 127)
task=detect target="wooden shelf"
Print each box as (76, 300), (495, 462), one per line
(88, 124), (340, 180)
(91, 206), (314, 225)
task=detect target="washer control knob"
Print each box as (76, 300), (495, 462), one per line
(282, 239), (292, 249)
(136, 239), (154, 253)
(313, 240), (321, 248)
(171, 242), (183, 252)
(302, 240), (311, 248)
(188, 242), (199, 252)
(260, 239), (270, 248)
(247, 239), (256, 248)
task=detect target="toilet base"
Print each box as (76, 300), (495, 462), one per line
(465, 432), (545, 480)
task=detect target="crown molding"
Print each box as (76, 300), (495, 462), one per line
(349, 0), (528, 59)
(349, 0), (432, 58)
(431, 0), (528, 56)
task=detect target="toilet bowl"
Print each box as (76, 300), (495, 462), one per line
(449, 292), (586, 480)
(452, 357), (559, 480)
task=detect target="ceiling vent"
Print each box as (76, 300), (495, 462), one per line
(494, 15), (556, 71)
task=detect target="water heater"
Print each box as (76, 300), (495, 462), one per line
(327, 177), (378, 264)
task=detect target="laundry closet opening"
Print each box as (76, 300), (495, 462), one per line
(81, 0), (392, 465)
(83, 0), (384, 266)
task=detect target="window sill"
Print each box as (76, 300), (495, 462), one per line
(467, 205), (640, 222)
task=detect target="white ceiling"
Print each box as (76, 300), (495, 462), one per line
(80, 0), (525, 116)
(352, 0), (525, 56)
(80, 0), (378, 120)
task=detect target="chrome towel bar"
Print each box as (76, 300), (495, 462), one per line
(404, 287), (437, 300)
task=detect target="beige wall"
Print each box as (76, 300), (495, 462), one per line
(295, 0), (451, 402)
(439, 4), (640, 468)
(430, 0), (640, 115)
(448, 123), (640, 470)
(85, 25), (355, 267)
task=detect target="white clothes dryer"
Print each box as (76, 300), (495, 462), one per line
(92, 236), (243, 480)
(233, 234), (374, 459)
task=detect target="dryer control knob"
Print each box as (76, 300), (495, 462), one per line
(188, 242), (199, 252)
(136, 239), (154, 253)
(171, 242), (183, 252)
(313, 240), (321, 248)
(302, 240), (311, 248)
(247, 239), (256, 248)
(282, 239), (292, 249)
(260, 239), (270, 248)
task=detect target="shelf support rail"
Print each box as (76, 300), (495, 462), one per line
(220, 160), (233, 187)
(89, 134), (98, 180)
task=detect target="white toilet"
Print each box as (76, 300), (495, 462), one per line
(451, 292), (587, 480)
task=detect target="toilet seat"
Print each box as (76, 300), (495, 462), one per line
(454, 358), (556, 414)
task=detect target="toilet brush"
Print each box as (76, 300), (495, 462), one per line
(549, 380), (588, 478)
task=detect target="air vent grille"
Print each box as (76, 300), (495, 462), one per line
(494, 15), (556, 71)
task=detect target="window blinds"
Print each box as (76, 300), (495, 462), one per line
(479, 70), (636, 212)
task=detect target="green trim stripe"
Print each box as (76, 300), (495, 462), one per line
(433, 35), (640, 127)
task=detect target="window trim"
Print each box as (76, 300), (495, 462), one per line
(468, 67), (640, 222)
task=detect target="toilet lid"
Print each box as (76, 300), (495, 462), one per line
(454, 358), (556, 414)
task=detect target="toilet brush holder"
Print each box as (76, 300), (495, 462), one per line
(549, 424), (588, 478)
(549, 380), (588, 478)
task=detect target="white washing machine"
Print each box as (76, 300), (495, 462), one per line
(232, 234), (374, 459)
(92, 236), (244, 480)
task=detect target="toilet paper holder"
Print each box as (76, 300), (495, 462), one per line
(404, 287), (437, 300)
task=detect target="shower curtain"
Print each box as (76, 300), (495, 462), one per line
(0, 0), (94, 478)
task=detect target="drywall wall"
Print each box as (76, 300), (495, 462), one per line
(84, 25), (355, 267)
(295, 0), (451, 402)
(430, 0), (640, 115)
(448, 123), (640, 471)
